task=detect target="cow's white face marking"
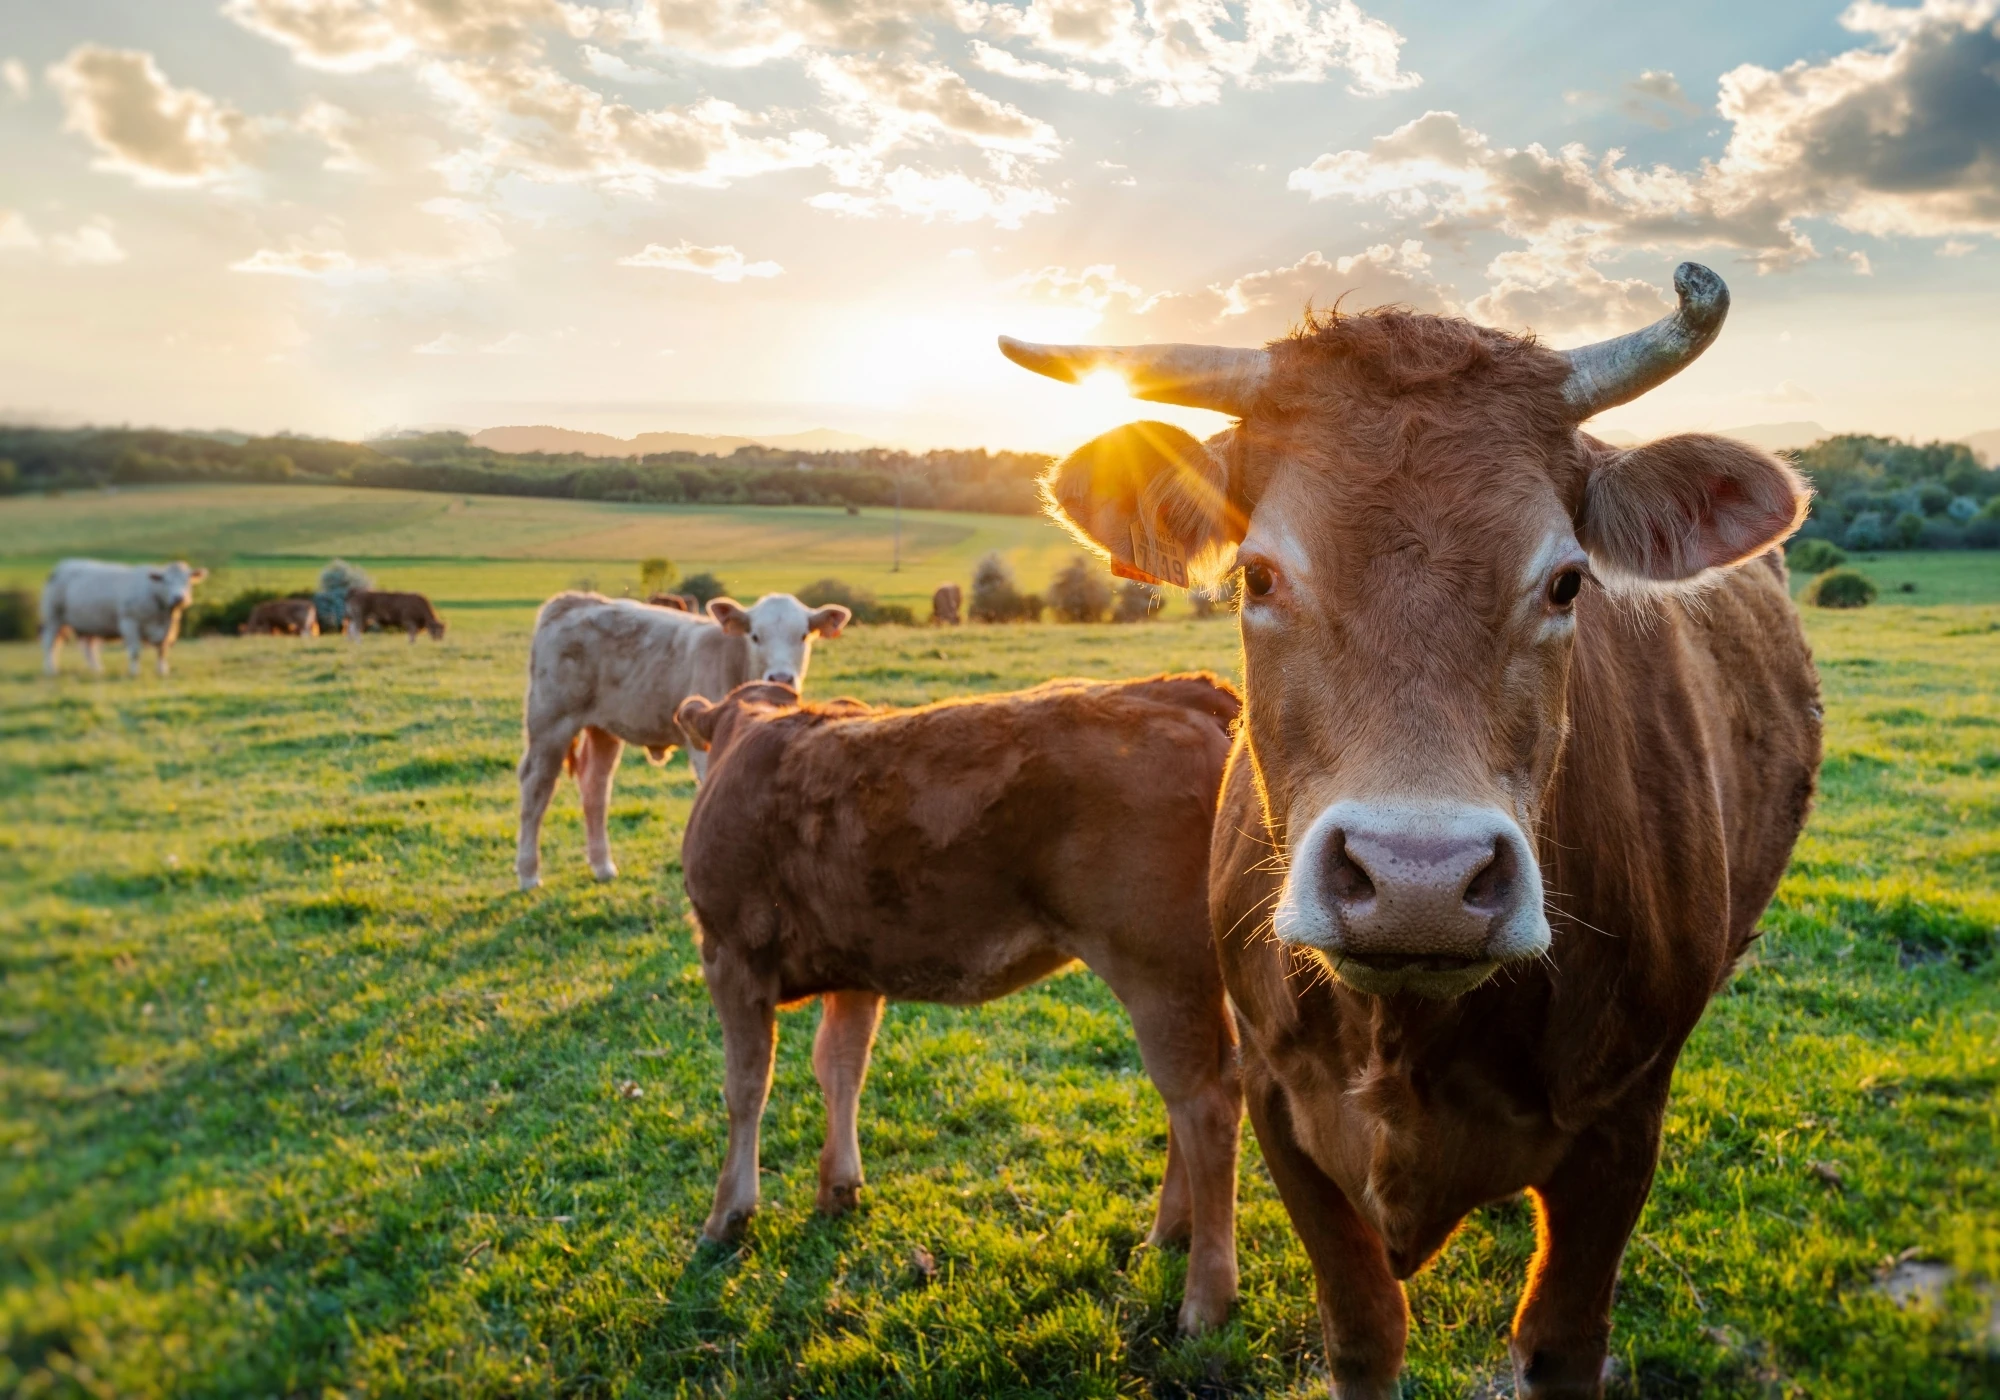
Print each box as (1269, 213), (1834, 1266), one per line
(1523, 527), (1588, 643)
(1235, 502), (1311, 631)
(148, 563), (201, 611)
(744, 594), (821, 688)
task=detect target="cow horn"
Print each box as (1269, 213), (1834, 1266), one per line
(997, 336), (1271, 417)
(1560, 262), (1729, 418)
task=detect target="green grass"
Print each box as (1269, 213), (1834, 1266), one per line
(1, 507), (1996, 1397)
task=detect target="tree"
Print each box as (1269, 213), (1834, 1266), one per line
(1047, 555), (1112, 622)
(639, 557), (676, 595)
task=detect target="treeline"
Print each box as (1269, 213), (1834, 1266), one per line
(0, 426), (1051, 515)
(1787, 435), (2000, 550)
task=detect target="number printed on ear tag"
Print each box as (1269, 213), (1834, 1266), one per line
(1128, 522), (1189, 589)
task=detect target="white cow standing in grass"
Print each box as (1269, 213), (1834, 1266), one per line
(515, 591), (850, 891)
(41, 559), (208, 678)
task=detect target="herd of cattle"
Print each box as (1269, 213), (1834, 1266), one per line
(29, 265), (1832, 1397)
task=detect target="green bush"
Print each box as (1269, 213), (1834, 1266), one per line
(1047, 555), (1111, 622)
(638, 557), (676, 595)
(315, 560), (372, 631)
(679, 572), (728, 608)
(1112, 578), (1162, 623)
(796, 577), (913, 626)
(1804, 568), (1878, 609)
(968, 553), (1042, 623)
(1785, 538), (1847, 574)
(0, 588), (33, 641)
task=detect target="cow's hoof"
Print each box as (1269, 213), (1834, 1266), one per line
(816, 1181), (863, 1216)
(518, 873), (542, 892)
(590, 863), (618, 882)
(701, 1205), (755, 1243)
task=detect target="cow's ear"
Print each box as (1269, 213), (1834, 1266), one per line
(1578, 433), (1809, 582)
(1044, 420), (1244, 587)
(708, 598), (750, 634)
(808, 604), (850, 638)
(675, 696), (721, 750)
(188, 568), (209, 583)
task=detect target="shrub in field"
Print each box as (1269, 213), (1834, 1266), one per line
(1785, 538), (1847, 574)
(797, 577), (913, 626)
(1112, 578), (1162, 623)
(639, 557), (676, 594)
(969, 553), (1042, 622)
(679, 572), (728, 608)
(315, 560), (372, 632)
(186, 587), (300, 637)
(1948, 495), (1980, 523)
(1047, 555), (1111, 622)
(1842, 511), (1886, 551)
(1892, 510), (1925, 548)
(1804, 568), (1877, 609)
(1918, 519), (1963, 549)
(1966, 507), (2000, 549)
(0, 588), (32, 641)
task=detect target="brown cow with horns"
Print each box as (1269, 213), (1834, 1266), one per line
(1000, 262), (1822, 1398)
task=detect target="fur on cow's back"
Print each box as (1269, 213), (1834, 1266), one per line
(525, 591), (738, 745)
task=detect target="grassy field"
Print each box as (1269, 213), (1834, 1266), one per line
(1, 492), (1997, 1397)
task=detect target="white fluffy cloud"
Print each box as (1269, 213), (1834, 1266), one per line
(1289, 0), (2000, 331)
(618, 240), (783, 280)
(0, 211), (129, 266)
(221, 0), (565, 71)
(232, 246), (362, 277)
(48, 46), (254, 186)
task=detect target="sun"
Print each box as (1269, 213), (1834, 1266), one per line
(1077, 368), (1133, 401)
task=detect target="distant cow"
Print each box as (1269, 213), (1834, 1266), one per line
(647, 592), (697, 612)
(40, 558), (208, 677)
(514, 591), (849, 891)
(345, 590), (445, 642)
(675, 674), (1244, 1333)
(930, 582), (962, 626)
(240, 598), (319, 638)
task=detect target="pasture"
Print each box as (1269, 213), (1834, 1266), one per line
(1, 487), (1997, 1397)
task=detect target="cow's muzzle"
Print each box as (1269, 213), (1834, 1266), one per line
(763, 670), (797, 688)
(1271, 800), (1550, 998)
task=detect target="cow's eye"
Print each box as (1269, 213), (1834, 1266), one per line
(1548, 568), (1584, 608)
(1242, 561), (1277, 600)
(750, 631), (761, 644)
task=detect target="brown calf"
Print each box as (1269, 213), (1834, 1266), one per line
(929, 582), (962, 625)
(240, 598), (319, 637)
(345, 589), (445, 643)
(675, 674), (1245, 1333)
(647, 591), (696, 612)
(1005, 263), (1822, 1395)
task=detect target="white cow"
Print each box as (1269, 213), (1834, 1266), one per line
(41, 559), (209, 678)
(515, 591), (850, 891)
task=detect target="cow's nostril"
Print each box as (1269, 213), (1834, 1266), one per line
(1324, 832), (1375, 904)
(1461, 837), (1517, 916)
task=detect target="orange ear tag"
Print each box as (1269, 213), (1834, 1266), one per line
(1124, 521), (1189, 589)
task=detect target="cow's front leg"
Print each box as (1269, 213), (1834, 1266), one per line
(155, 641), (171, 677)
(701, 946), (778, 1242)
(1510, 1083), (1669, 1398)
(574, 726), (624, 881)
(120, 621), (143, 678)
(812, 989), (884, 1216)
(81, 637), (102, 673)
(1245, 1064), (1407, 1396)
(41, 623), (63, 674)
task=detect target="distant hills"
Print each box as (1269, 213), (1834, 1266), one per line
(469, 425), (881, 457)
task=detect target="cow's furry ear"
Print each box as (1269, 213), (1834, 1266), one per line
(708, 598), (751, 633)
(1578, 433), (1809, 582)
(188, 567), (209, 583)
(1043, 420), (1244, 587)
(675, 696), (720, 750)
(808, 604), (851, 637)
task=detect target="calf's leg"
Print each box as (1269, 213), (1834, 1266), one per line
(1244, 1062), (1407, 1398)
(41, 623), (62, 674)
(701, 945), (778, 1242)
(812, 990), (885, 1215)
(120, 620), (142, 678)
(1509, 1085), (1669, 1399)
(514, 727), (574, 891)
(155, 641), (170, 677)
(574, 726), (624, 881)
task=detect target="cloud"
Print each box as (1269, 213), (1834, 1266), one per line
(0, 211), (129, 265)
(1290, 0), (2000, 318)
(973, 0), (1419, 105)
(231, 246), (362, 277)
(1015, 240), (1458, 342)
(221, 0), (564, 71)
(617, 239), (783, 280)
(808, 53), (1061, 159)
(413, 331), (469, 354)
(809, 165), (1059, 227)
(47, 45), (254, 185)
(1567, 69), (1700, 128)
(1465, 244), (1672, 336)
(3, 58), (28, 100)
(0, 210), (39, 252)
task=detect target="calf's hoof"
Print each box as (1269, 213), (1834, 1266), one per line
(590, 862), (618, 882)
(517, 873), (542, 893)
(1176, 1270), (1237, 1335)
(816, 1180), (863, 1216)
(701, 1204), (756, 1243)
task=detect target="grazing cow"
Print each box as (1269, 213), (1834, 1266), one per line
(930, 582), (963, 626)
(40, 558), (208, 677)
(1002, 263), (1822, 1396)
(647, 591), (697, 612)
(674, 674), (1244, 1333)
(515, 591), (849, 891)
(240, 597), (319, 638)
(346, 589), (445, 642)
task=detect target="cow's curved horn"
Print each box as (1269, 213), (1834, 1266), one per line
(1560, 262), (1729, 418)
(997, 336), (1270, 417)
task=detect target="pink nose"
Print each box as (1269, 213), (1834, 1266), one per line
(1319, 819), (1529, 964)
(764, 670), (796, 688)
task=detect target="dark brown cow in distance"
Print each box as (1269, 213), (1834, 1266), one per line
(647, 591), (696, 612)
(1001, 262), (1822, 1396)
(929, 582), (962, 625)
(346, 589), (446, 643)
(240, 597), (319, 637)
(675, 674), (1245, 1334)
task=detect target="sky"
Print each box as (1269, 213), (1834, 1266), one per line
(0, 0), (1996, 452)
